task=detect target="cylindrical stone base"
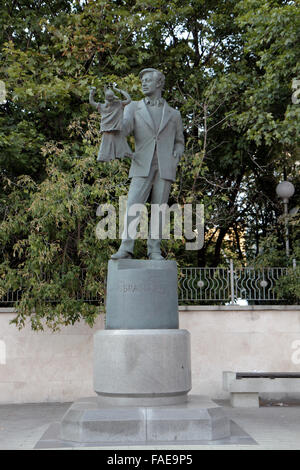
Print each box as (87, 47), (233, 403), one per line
(94, 329), (191, 406)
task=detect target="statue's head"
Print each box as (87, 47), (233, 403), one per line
(104, 87), (117, 102)
(139, 68), (165, 96)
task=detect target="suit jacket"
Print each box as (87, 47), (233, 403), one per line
(123, 99), (184, 181)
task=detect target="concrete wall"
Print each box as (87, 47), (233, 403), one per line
(0, 306), (299, 403)
(0, 308), (104, 404)
(179, 306), (300, 399)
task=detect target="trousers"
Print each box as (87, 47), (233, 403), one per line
(120, 152), (172, 255)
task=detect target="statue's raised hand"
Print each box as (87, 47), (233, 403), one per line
(112, 83), (131, 106)
(112, 83), (120, 93)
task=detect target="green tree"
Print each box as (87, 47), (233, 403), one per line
(0, 0), (299, 330)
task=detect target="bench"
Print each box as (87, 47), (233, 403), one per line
(223, 371), (300, 407)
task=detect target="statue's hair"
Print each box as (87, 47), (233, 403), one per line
(139, 68), (165, 89)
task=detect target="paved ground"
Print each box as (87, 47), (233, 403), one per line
(0, 400), (300, 450)
(0, 402), (69, 450)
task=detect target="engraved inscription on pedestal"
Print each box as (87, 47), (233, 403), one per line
(118, 279), (167, 295)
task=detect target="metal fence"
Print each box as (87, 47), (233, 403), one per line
(0, 260), (298, 306)
(178, 261), (295, 304)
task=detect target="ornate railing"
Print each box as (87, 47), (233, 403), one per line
(178, 263), (293, 304)
(178, 267), (230, 303)
(0, 260), (298, 306)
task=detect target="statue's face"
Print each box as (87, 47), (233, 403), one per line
(141, 72), (160, 96)
(105, 90), (115, 102)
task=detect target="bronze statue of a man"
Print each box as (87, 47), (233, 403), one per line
(95, 69), (185, 260)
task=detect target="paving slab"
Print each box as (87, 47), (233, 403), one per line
(0, 403), (70, 450)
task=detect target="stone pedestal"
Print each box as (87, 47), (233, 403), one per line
(60, 259), (231, 443)
(94, 329), (191, 406)
(60, 395), (230, 444)
(105, 259), (179, 329)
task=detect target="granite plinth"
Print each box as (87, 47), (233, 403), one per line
(60, 395), (231, 443)
(105, 259), (179, 329)
(94, 329), (191, 406)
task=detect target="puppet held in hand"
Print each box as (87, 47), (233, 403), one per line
(89, 84), (133, 161)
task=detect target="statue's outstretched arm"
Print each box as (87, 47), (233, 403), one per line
(113, 84), (131, 106)
(89, 87), (99, 109)
(123, 101), (135, 136)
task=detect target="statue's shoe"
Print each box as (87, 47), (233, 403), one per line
(148, 253), (164, 261)
(111, 249), (133, 260)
